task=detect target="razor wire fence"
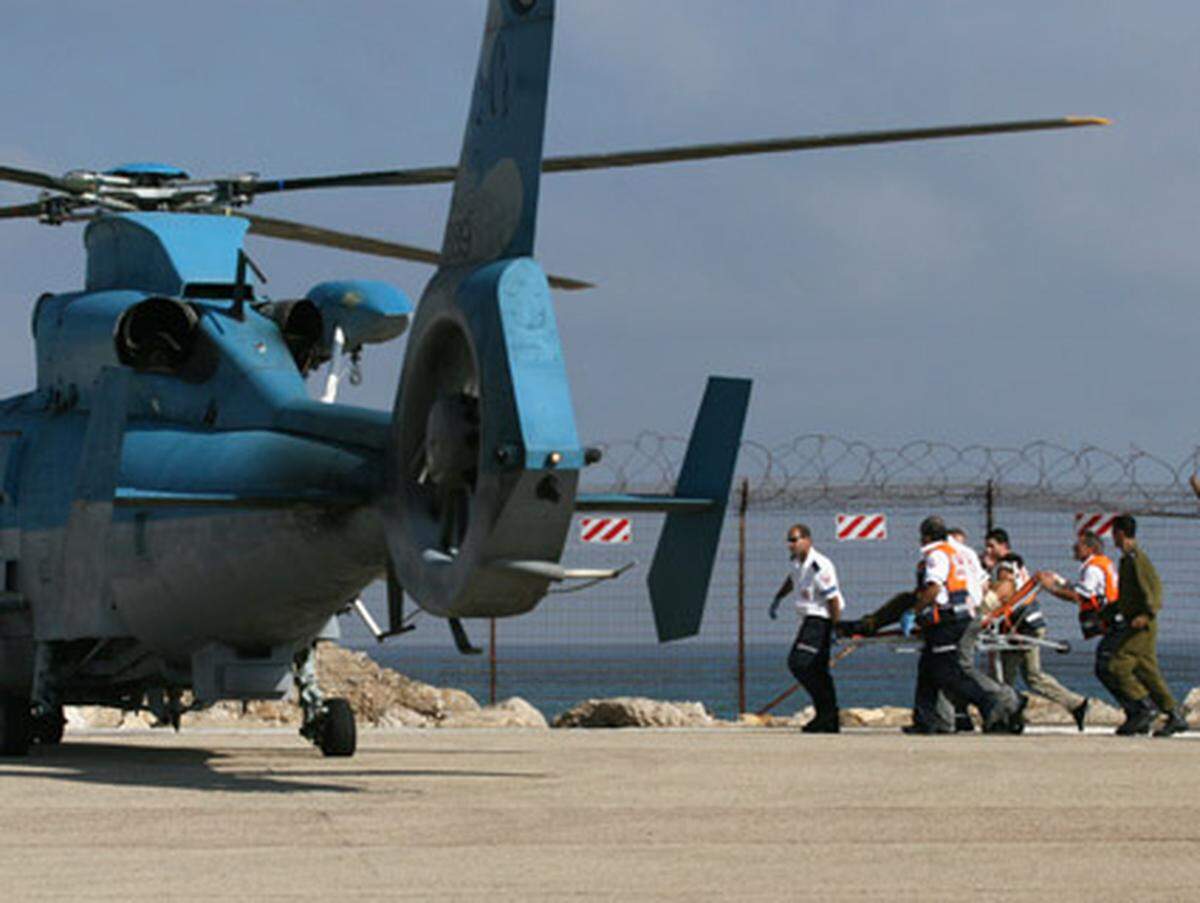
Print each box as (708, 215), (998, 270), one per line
(357, 435), (1200, 721)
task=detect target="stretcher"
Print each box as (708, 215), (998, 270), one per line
(754, 598), (1072, 716)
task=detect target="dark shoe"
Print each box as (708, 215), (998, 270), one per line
(802, 713), (840, 733)
(902, 723), (950, 735)
(1009, 695), (1029, 735)
(1152, 707), (1188, 738)
(986, 695), (1027, 735)
(1071, 699), (1089, 732)
(954, 714), (975, 733)
(1116, 699), (1157, 736)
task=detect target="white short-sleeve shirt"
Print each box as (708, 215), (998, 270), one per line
(787, 549), (841, 620)
(949, 537), (985, 614)
(1072, 556), (1109, 599)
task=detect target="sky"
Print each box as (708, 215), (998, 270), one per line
(2, 2), (1199, 461)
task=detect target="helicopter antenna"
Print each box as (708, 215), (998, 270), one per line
(231, 250), (268, 320)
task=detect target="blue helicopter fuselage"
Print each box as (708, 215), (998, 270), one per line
(0, 212), (398, 698)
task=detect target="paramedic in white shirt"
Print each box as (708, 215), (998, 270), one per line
(770, 523), (843, 733)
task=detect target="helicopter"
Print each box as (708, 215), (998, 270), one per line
(0, 0), (1105, 757)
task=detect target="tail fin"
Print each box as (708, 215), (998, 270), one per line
(647, 377), (752, 641)
(441, 0), (554, 268)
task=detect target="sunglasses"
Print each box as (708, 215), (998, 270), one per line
(786, 536), (803, 543)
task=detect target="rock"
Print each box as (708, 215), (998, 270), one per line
(314, 644), (481, 722)
(1023, 695), (1074, 726)
(66, 706), (123, 728)
(64, 644), (488, 730)
(735, 713), (793, 727)
(1078, 697), (1123, 727)
(786, 706), (816, 727)
(552, 697), (713, 728)
(440, 697), (548, 729)
(1183, 687), (1200, 726)
(1018, 695), (1121, 727)
(840, 706), (911, 728)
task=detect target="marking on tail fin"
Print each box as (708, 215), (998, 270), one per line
(441, 0), (555, 268)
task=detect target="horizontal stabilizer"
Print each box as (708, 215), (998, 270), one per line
(575, 493), (713, 513)
(647, 377), (751, 642)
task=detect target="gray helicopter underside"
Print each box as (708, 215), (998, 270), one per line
(0, 504), (385, 700)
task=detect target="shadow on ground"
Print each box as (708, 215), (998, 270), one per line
(0, 739), (548, 793)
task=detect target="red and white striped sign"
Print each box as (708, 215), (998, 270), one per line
(836, 513), (887, 541)
(580, 517), (632, 544)
(1075, 512), (1119, 537)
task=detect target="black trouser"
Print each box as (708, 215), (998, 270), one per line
(914, 617), (998, 725)
(788, 617), (837, 721)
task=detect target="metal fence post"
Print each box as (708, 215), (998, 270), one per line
(985, 478), (995, 535)
(737, 477), (748, 715)
(489, 617), (497, 706)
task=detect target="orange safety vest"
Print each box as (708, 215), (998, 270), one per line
(1077, 553), (1119, 638)
(917, 542), (969, 624)
(1078, 554), (1119, 610)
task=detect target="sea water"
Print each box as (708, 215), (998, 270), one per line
(360, 638), (1200, 722)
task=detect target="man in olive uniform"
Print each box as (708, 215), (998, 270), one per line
(1106, 514), (1187, 736)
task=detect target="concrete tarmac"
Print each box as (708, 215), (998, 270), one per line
(1, 727), (1198, 901)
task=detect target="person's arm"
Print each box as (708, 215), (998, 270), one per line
(1129, 554), (1160, 628)
(1037, 570), (1085, 605)
(991, 571), (1017, 605)
(1136, 554), (1163, 616)
(912, 549), (947, 613)
(769, 577), (793, 620)
(816, 562), (842, 622)
(912, 581), (940, 612)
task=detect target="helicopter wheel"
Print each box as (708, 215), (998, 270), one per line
(32, 707), (66, 746)
(315, 698), (356, 758)
(0, 695), (33, 757)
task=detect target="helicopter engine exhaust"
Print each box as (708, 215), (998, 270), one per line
(261, 298), (325, 373)
(114, 296), (200, 374)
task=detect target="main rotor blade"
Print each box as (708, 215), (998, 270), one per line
(240, 213), (593, 291)
(0, 164), (64, 192)
(0, 201), (44, 220)
(243, 116), (1108, 195)
(538, 116), (1110, 173)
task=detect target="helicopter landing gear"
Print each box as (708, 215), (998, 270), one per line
(146, 688), (185, 730)
(29, 641), (65, 748)
(294, 644), (356, 757)
(0, 694), (33, 756)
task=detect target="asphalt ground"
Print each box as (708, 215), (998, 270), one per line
(0, 727), (1197, 901)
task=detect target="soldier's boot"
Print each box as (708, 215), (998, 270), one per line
(1152, 707), (1188, 737)
(1116, 697), (1157, 736)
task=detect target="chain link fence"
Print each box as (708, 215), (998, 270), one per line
(360, 436), (1200, 721)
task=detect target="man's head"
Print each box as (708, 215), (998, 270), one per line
(1075, 529), (1102, 561)
(947, 526), (967, 544)
(786, 523), (812, 559)
(919, 515), (947, 545)
(985, 527), (1011, 561)
(1111, 514), (1136, 551)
